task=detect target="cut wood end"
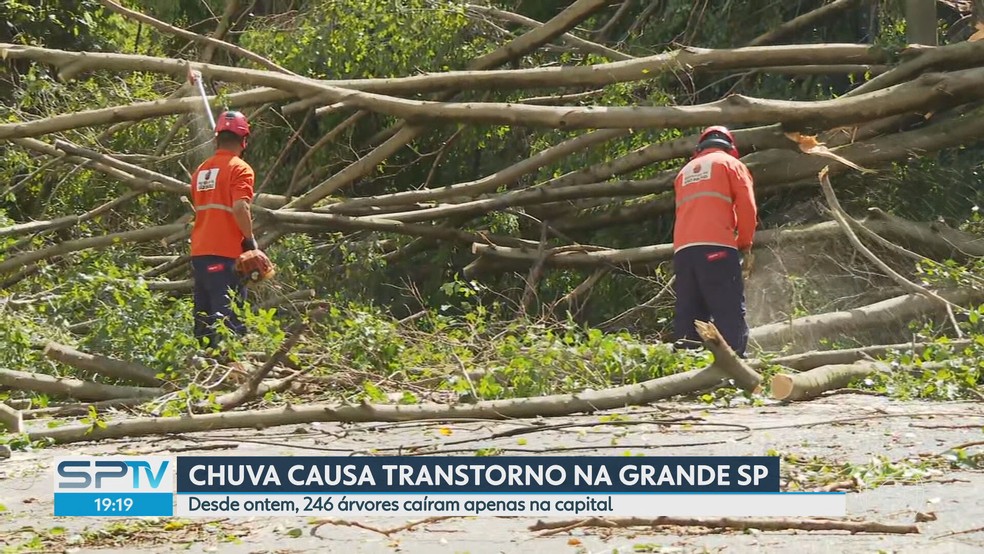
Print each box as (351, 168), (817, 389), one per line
(694, 320), (723, 345)
(771, 373), (794, 400)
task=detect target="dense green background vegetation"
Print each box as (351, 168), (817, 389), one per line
(0, 0), (981, 408)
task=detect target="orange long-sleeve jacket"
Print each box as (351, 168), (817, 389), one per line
(190, 149), (255, 259)
(672, 148), (757, 253)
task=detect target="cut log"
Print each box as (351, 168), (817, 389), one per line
(771, 362), (886, 402)
(0, 368), (162, 402)
(42, 342), (164, 387)
(28, 322), (760, 444)
(694, 320), (762, 393)
(748, 288), (984, 354)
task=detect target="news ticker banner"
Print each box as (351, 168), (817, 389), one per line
(53, 455), (845, 518)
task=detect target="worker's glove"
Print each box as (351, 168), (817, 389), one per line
(241, 237), (258, 252)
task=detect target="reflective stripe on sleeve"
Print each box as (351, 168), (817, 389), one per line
(194, 203), (234, 213)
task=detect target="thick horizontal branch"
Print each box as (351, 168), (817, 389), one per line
(469, 214), (984, 270)
(326, 129), (628, 212)
(0, 88), (291, 141)
(0, 223), (186, 277)
(43, 342), (164, 387)
(0, 41), (900, 100)
(255, 206), (540, 248)
(749, 288), (984, 353)
(0, 368), (161, 402)
(759, 339), (973, 372)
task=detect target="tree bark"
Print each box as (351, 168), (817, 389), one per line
(468, 215), (984, 270)
(0, 41), (894, 98)
(0, 368), (162, 402)
(749, 288), (984, 354)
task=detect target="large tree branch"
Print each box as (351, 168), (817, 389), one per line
(0, 42), (898, 98)
(0, 223), (185, 277)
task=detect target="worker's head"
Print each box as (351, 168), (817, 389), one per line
(214, 110), (250, 154)
(695, 125), (739, 159)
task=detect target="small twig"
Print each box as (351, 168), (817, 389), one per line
(311, 516), (455, 538)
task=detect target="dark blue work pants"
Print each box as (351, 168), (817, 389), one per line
(672, 245), (748, 357)
(191, 255), (246, 351)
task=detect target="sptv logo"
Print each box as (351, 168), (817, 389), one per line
(53, 456), (174, 517)
(56, 458), (171, 491)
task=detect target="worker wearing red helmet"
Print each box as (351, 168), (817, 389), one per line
(189, 110), (258, 353)
(671, 125), (758, 357)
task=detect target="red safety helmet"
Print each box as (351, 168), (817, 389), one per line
(215, 110), (250, 138)
(696, 125), (739, 159)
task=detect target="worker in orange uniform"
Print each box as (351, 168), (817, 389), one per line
(189, 110), (258, 353)
(671, 126), (758, 357)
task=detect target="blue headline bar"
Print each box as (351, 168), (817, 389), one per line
(176, 456), (780, 493)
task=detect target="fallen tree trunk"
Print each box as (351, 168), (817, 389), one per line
(749, 288), (984, 354)
(528, 516), (919, 535)
(42, 342), (164, 387)
(27, 323), (760, 444)
(757, 339), (972, 372)
(0, 42), (895, 98)
(771, 362), (887, 401)
(0, 368), (162, 402)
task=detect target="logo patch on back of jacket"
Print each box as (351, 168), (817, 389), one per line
(195, 168), (220, 192)
(682, 162), (711, 186)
